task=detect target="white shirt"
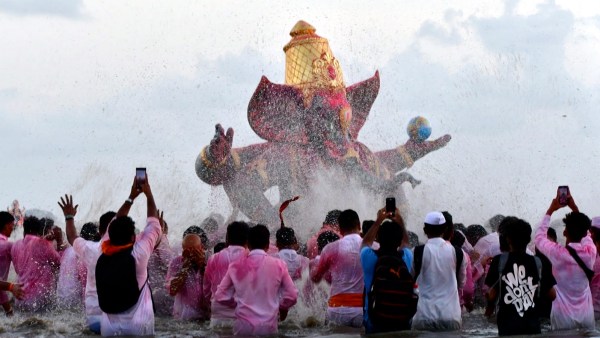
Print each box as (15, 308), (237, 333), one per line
(73, 238), (102, 326)
(412, 237), (467, 331)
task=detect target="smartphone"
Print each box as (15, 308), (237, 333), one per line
(136, 167), (146, 187)
(385, 197), (396, 215)
(557, 186), (569, 206)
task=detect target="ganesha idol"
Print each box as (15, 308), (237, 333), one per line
(196, 21), (451, 227)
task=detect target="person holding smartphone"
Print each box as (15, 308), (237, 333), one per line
(534, 188), (595, 330)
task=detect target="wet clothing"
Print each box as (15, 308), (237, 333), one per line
(166, 255), (205, 320)
(311, 233), (364, 327)
(148, 234), (174, 316)
(0, 234), (13, 305)
(485, 252), (542, 336)
(411, 237), (466, 331)
(203, 245), (248, 325)
(272, 249), (309, 280)
(306, 225), (341, 259)
(100, 217), (162, 336)
(57, 246), (86, 308)
(535, 249), (557, 319)
(11, 235), (61, 312)
(73, 238), (102, 330)
(215, 249), (298, 336)
(592, 254), (600, 319)
(535, 214), (596, 330)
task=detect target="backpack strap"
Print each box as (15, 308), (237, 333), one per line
(533, 256), (542, 297)
(454, 245), (464, 283)
(413, 245), (425, 279)
(565, 245), (594, 282)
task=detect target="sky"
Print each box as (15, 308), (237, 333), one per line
(1, 0), (600, 239)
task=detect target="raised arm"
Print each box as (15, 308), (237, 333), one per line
(58, 194), (79, 246)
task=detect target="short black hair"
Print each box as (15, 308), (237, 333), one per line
(442, 211), (454, 240)
(498, 216), (519, 252)
(183, 225), (209, 248)
(450, 230), (466, 248)
(504, 218), (532, 252)
(338, 209), (360, 233)
(488, 214), (505, 232)
(248, 224), (270, 250)
(407, 231), (420, 248)
(454, 223), (467, 235)
(377, 221), (404, 251)
(0, 212), (14, 231)
(226, 221), (249, 246)
(99, 211), (116, 236)
(108, 216), (136, 246)
(564, 212), (591, 243)
(213, 242), (227, 254)
(276, 227), (297, 248)
(201, 217), (219, 233)
(317, 231), (339, 254)
(424, 223), (446, 238)
(324, 209), (342, 225)
(23, 216), (43, 236)
(41, 218), (54, 236)
(466, 224), (488, 246)
(80, 222), (101, 242)
(362, 220), (375, 236)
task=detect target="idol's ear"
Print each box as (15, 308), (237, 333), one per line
(248, 76), (308, 144)
(346, 70), (380, 140)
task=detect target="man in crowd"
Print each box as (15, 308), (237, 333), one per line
(60, 194), (114, 333)
(215, 224), (298, 336)
(167, 233), (206, 320)
(273, 226), (309, 280)
(0, 211), (15, 315)
(11, 216), (63, 312)
(412, 211), (466, 331)
(534, 192), (595, 330)
(95, 175), (162, 336)
(203, 221), (249, 327)
(311, 209), (364, 327)
(307, 210), (341, 259)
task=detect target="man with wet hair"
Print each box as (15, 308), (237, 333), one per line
(167, 233), (206, 320)
(306, 209), (342, 259)
(274, 227), (309, 280)
(11, 215), (62, 312)
(95, 175), (161, 336)
(311, 209), (364, 327)
(203, 221), (249, 327)
(215, 224), (298, 336)
(0, 211), (15, 315)
(535, 192), (595, 330)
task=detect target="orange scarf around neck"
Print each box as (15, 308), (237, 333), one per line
(101, 240), (133, 255)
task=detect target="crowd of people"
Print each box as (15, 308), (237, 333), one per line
(1, 176), (599, 336)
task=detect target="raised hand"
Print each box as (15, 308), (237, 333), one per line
(207, 124), (234, 164)
(58, 194), (78, 217)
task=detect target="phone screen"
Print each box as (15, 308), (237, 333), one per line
(136, 167), (146, 186)
(385, 197), (396, 214)
(558, 186), (569, 206)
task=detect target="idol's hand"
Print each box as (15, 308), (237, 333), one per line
(207, 124), (234, 164)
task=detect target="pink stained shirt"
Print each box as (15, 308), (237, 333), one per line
(166, 255), (205, 320)
(11, 234), (61, 311)
(73, 237), (102, 326)
(202, 245), (248, 322)
(0, 234), (13, 304)
(306, 225), (341, 259)
(592, 254), (600, 319)
(215, 249), (298, 336)
(535, 214), (596, 330)
(460, 250), (475, 308)
(57, 246), (86, 308)
(311, 233), (364, 299)
(100, 217), (162, 336)
(148, 234), (175, 316)
(272, 249), (309, 281)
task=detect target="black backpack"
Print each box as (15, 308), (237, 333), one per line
(368, 250), (417, 327)
(96, 247), (144, 314)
